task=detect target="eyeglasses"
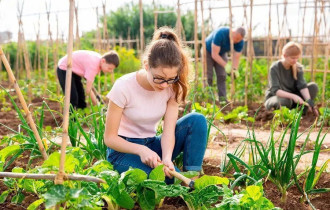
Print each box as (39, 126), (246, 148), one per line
(150, 71), (179, 84)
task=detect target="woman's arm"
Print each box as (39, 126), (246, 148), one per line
(161, 97), (179, 177)
(276, 89), (306, 105)
(104, 101), (161, 168)
(86, 80), (98, 105)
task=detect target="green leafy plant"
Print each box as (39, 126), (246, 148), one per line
(215, 184), (279, 210)
(223, 106), (254, 123)
(227, 108), (318, 203)
(273, 106), (297, 126)
(318, 107), (330, 126)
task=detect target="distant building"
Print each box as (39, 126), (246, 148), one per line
(0, 31), (13, 44)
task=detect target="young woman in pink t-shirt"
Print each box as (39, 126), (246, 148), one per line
(57, 50), (119, 109)
(104, 27), (207, 183)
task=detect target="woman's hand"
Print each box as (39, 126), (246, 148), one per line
(162, 158), (175, 178)
(292, 95), (308, 106)
(312, 107), (319, 117)
(138, 146), (161, 168)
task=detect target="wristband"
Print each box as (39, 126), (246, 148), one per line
(306, 99), (314, 108)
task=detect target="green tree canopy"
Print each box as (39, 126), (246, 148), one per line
(96, 3), (197, 43)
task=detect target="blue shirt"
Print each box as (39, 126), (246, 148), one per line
(205, 27), (244, 55)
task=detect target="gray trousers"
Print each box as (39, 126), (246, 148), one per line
(264, 82), (319, 110)
(206, 51), (228, 101)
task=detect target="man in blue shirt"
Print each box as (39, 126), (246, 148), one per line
(205, 27), (245, 102)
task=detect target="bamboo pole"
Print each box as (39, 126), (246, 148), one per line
(139, 0), (144, 53)
(153, 0), (158, 31)
(228, 0), (234, 107)
(96, 7), (102, 93)
(44, 1), (53, 94)
(102, 1), (108, 91)
(321, 0), (328, 107)
(74, 3), (80, 50)
(193, 0), (198, 87)
(300, 0), (308, 65)
(55, 14), (62, 113)
(0, 172), (106, 184)
(243, 3), (248, 106)
(127, 27), (131, 49)
(247, 0), (253, 106)
(21, 33), (32, 104)
(208, 5), (212, 35)
(55, 0), (75, 186)
(175, 0), (186, 41)
(200, 0), (207, 88)
(17, 0), (32, 104)
(267, 0), (272, 73)
(311, 0), (319, 82)
(102, 1), (108, 51)
(0, 47), (47, 160)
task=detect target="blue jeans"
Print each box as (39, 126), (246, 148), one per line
(107, 113), (208, 180)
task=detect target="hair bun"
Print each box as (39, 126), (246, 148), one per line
(160, 33), (168, 39)
(160, 33), (174, 41)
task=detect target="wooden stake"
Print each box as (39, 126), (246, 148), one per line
(200, 0), (207, 88)
(55, 0), (75, 186)
(96, 7), (102, 93)
(139, 0), (144, 53)
(17, 0), (32, 104)
(311, 0), (319, 82)
(0, 47), (47, 160)
(267, 0), (272, 74)
(74, 3), (80, 50)
(247, 0), (253, 106)
(153, 1), (158, 31)
(300, 0), (308, 63)
(102, 1), (108, 92)
(176, 0), (186, 41)
(194, 0), (198, 87)
(0, 172), (106, 184)
(228, 0), (234, 107)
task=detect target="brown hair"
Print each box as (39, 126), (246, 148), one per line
(282, 42), (302, 80)
(102, 50), (120, 67)
(143, 27), (191, 103)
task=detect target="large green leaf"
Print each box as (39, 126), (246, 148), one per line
(121, 168), (148, 186)
(0, 145), (20, 171)
(11, 192), (25, 204)
(42, 152), (79, 173)
(107, 179), (135, 209)
(140, 180), (188, 198)
(137, 187), (156, 210)
(27, 199), (44, 210)
(193, 185), (223, 207)
(0, 190), (9, 204)
(149, 165), (165, 181)
(42, 185), (67, 208)
(22, 179), (45, 194)
(194, 175), (229, 191)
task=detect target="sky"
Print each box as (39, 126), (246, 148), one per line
(0, 0), (329, 42)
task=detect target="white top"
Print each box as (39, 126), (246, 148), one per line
(107, 71), (174, 138)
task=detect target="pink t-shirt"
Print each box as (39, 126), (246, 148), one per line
(58, 50), (101, 81)
(107, 72), (174, 138)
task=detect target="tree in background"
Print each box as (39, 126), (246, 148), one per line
(82, 2), (198, 45)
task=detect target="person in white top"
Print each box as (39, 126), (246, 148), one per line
(104, 27), (207, 183)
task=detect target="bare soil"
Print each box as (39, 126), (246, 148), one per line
(0, 82), (329, 209)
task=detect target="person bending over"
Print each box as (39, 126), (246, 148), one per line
(57, 50), (119, 109)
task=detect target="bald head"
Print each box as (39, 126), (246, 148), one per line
(235, 27), (246, 38)
(233, 27), (245, 43)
